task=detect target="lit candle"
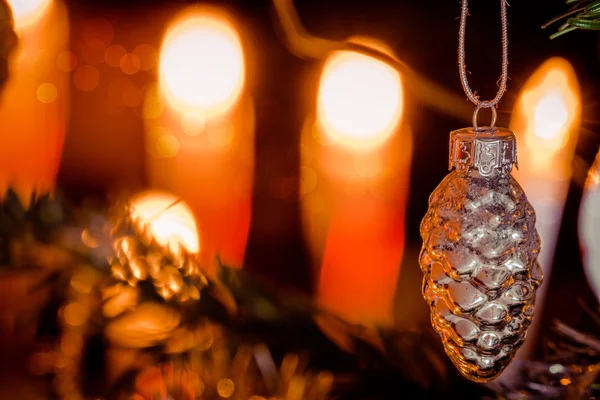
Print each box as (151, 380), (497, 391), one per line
(302, 43), (410, 326)
(508, 57), (581, 358)
(144, 7), (253, 268)
(0, 0), (69, 203)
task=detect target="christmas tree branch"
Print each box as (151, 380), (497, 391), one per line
(544, 0), (600, 38)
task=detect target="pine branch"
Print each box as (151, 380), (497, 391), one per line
(544, 0), (600, 38)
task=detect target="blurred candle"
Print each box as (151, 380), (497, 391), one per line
(302, 43), (411, 326)
(509, 57), (581, 358)
(0, 0), (69, 201)
(144, 7), (253, 267)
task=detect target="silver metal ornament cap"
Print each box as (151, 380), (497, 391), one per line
(449, 127), (518, 177)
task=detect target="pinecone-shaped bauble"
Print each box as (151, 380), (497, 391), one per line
(105, 200), (208, 306)
(580, 148), (600, 303)
(420, 128), (543, 382)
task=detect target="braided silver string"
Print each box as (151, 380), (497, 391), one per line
(458, 0), (509, 109)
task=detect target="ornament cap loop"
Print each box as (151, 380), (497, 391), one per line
(472, 101), (497, 132)
(449, 127), (518, 176)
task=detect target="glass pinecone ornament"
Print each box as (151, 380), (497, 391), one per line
(420, 127), (543, 382)
(580, 148), (600, 303)
(106, 203), (208, 305)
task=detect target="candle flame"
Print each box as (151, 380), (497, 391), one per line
(317, 50), (403, 151)
(131, 191), (200, 254)
(511, 58), (580, 172)
(159, 12), (245, 117)
(7, 0), (52, 29)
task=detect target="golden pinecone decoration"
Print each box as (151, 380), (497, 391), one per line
(420, 128), (543, 382)
(106, 204), (208, 304)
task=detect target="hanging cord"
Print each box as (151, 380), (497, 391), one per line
(458, 0), (509, 131)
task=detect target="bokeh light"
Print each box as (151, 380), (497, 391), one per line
(105, 44), (127, 67)
(37, 82), (57, 103)
(131, 191), (200, 254)
(82, 18), (114, 48)
(216, 378), (235, 398)
(108, 77), (132, 106)
(133, 44), (158, 71)
(122, 84), (143, 107)
(146, 126), (171, 157)
(512, 57), (580, 172)
(82, 38), (107, 65)
(56, 51), (78, 72)
(206, 118), (235, 150)
(159, 12), (245, 116)
(317, 51), (403, 151)
(73, 65), (100, 91)
(156, 133), (180, 158)
(120, 53), (141, 75)
(520, 61), (579, 152)
(181, 113), (206, 136)
(7, 0), (52, 30)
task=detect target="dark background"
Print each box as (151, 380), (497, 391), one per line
(57, 0), (600, 355)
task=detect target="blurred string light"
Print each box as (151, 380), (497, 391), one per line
(505, 57), (581, 365)
(133, 44), (158, 71)
(317, 50), (403, 151)
(73, 65), (100, 91)
(82, 18), (114, 48)
(516, 58), (580, 171)
(120, 53), (141, 75)
(7, 0), (52, 29)
(159, 12), (245, 117)
(36, 82), (57, 103)
(56, 51), (77, 72)
(105, 44), (126, 67)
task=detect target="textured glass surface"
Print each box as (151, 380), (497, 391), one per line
(580, 150), (600, 303)
(420, 170), (542, 382)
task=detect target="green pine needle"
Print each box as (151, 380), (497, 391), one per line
(544, 0), (600, 38)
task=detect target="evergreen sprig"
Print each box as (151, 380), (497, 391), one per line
(544, 0), (600, 39)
